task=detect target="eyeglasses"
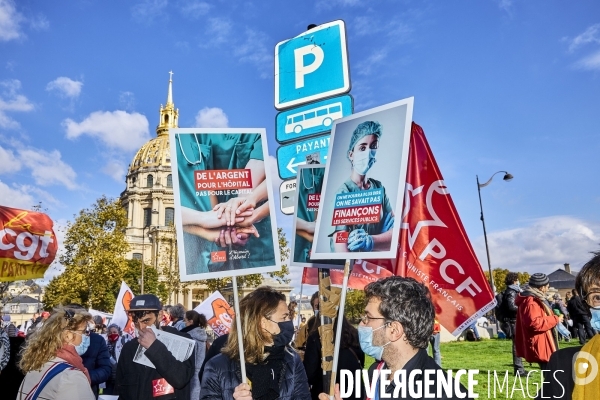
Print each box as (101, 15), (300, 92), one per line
(585, 291), (600, 306)
(69, 328), (92, 337)
(360, 314), (389, 325)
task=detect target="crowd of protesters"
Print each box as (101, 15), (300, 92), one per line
(1, 250), (600, 399)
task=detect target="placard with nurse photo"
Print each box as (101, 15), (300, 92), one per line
(290, 164), (344, 269)
(310, 98), (414, 260)
(169, 128), (281, 280)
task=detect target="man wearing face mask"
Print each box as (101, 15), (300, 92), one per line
(320, 276), (467, 400)
(536, 250), (600, 400)
(330, 121), (394, 253)
(115, 294), (195, 400)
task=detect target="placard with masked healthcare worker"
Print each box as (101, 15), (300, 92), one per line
(310, 98), (414, 260)
(169, 128), (281, 280)
(291, 164), (344, 268)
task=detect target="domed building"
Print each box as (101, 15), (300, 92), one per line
(120, 73), (292, 308)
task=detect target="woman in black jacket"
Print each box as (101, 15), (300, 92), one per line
(303, 316), (365, 400)
(200, 286), (311, 400)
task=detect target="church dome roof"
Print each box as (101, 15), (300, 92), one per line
(129, 134), (171, 173)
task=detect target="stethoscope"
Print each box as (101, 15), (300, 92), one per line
(301, 169), (315, 190)
(176, 134), (203, 166)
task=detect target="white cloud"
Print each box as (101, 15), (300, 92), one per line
(234, 28), (273, 79)
(102, 159), (127, 182)
(63, 110), (150, 152)
(0, 79), (34, 128)
(119, 91), (136, 111)
(29, 14), (49, 31)
(46, 77), (83, 99)
(0, 0), (23, 42)
(567, 23), (600, 53)
(194, 107), (229, 128)
(356, 48), (388, 76)
(574, 49), (600, 71)
(0, 180), (58, 209)
(17, 147), (78, 189)
(498, 0), (513, 15)
(0, 144), (21, 173)
(132, 0), (168, 23)
(179, 1), (211, 18)
(201, 17), (233, 47)
(474, 216), (600, 275)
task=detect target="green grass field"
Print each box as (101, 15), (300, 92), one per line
(363, 338), (580, 399)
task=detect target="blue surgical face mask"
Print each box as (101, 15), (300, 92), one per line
(74, 334), (90, 356)
(590, 307), (600, 331)
(273, 321), (295, 348)
(352, 149), (376, 175)
(358, 324), (390, 360)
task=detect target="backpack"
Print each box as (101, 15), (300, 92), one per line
(494, 292), (505, 321)
(465, 329), (477, 342)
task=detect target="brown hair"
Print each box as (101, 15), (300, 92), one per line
(576, 250), (600, 306)
(19, 306), (92, 372)
(222, 286), (286, 364)
(185, 310), (207, 328)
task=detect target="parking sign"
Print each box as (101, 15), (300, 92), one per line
(274, 20), (350, 110)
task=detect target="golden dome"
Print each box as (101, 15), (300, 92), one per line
(128, 72), (178, 174)
(129, 134), (171, 172)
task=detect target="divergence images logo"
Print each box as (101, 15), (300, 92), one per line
(211, 251), (227, 263)
(573, 350), (599, 385)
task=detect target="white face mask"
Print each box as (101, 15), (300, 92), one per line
(352, 149), (376, 175)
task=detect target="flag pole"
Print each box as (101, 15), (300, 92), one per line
(232, 275), (247, 382)
(297, 270), (304, 328)
(329, 259), (352, 398)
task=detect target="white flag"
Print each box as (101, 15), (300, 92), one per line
(193, 291), (234, 337)
(111, 281), (135, 337)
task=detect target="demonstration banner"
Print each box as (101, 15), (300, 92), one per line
(396, 123), (496, 335)
(311, 98), (414, 260)
(0, 205), (58, 282)
(111, 281), (135, 337)
(291, 165), (344, 269)
(193, 291), (235, 337)
(169, 129), (281, 281)
(300, 258), (395, 289)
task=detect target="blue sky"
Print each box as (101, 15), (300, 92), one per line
(1, 0), (599, 291)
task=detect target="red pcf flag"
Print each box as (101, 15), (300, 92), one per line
(396, 123), (495, 335)
(0, 205), (58, 282)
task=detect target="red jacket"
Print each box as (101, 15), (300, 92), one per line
(514, 293), (560, 363)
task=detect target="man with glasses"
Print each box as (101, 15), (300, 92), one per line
(115, 294), (195, 400)
(320, 276), (466, 399)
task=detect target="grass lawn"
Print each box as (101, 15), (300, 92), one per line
(363, 338), (580, 399)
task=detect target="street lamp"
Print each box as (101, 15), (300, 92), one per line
(476, 171), (513, 293)
(141, 209), (159, 294)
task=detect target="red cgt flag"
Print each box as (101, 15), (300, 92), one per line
(0, 205), (58, 282)
(396, 123), (495, 335)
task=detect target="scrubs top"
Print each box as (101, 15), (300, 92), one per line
(175, 133), (276, 274)
(330, 177), (393, 252)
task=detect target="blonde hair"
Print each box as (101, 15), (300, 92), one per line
(222, 286), (286, 364)
(19, 306), (92, 372)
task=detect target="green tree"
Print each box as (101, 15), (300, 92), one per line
(484, 268), (531, 293)
(119, 259), (167, 301)
(344, 289), (365, 323)
(268, 228), (291, 284)
(43, 196), (129, 311)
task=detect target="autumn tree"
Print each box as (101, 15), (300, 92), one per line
(344, 289), (365, 323)
(119, 259), (166, 300)
(43, 196), (129, 311)
(484, 268), (531, 293)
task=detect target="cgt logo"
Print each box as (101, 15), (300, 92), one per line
(210, 251), (227, 263)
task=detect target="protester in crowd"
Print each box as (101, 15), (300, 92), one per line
(67, 304), (111, 399)
(541, 250), (600, 399)
(116, 294), (195, 400)
(295, 291), (319, 354)
(466, 322), (481, 341)
(567, 288), (595, 344)
(181, 310), (208, 400)
(515, 273), (562, 371)
(429, 317), (442, 367)
(17, 307), (95, 399)
(498, 272), (526, 376)
(161, 305), (172, 327)
(319, 276), (467, 399)
(103, 323), (132, 395)
(300, 317), (307, 329)
(92, 315), (107, 336)
(551, 294), (571, 341)
(0, 327), (26, 398)
(289, 300), (298, 329)
(169, 304), (187, 331)
(304, 316), (364, 400)
(201, 286), (311, 399)
(20, 312), (39, 335)
(198, 333), (228, 384)
(2, 315), (18, 337)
